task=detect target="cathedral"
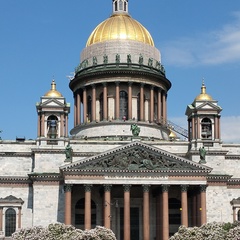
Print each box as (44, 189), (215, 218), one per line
(1, 1), (240, 240)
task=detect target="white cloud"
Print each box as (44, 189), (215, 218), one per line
(169, 116), (240, 143)
(160, 11), (240, 67)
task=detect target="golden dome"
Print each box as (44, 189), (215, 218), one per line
(44, 80), (62, 98)
(195, 82), (213, 101)
(86, 13), (154, 47)
(169, 130), (177, 140)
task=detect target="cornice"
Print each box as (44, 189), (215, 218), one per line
(207, 174), (232, 182)
(189, 150), (228, 156)
(31, 148), (64, 154)
(28, 173), (63, 182)
(225, 155), (240, 160)
(228, 178), (240, 185)
(0, 176), (30, 184)
(0, 152), (32, 157)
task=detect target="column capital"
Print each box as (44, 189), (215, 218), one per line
(181, 185), (189, 192)
(64, 184), (73, 192)
(128, 81), (133, 86)
(91, 84), (96, 89)
(200, 185), (208, 192)
(102, 82), (107, 87)
(142, 185), (151, 192)
(115, 81), (120, 86)
(84, 184), (93, 192)
(103, 184), (112, 192)
(123, 184), (131, 192)
(161, 184), (170, 192)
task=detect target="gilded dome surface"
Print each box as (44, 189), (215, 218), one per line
(45, 80), (62, 98)
(86, 13), (154, 47)
(195, 82), (213, 101)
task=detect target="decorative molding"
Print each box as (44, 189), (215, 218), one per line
(28, 173), (62, 182)
(84, 184), (92, 192)
(199, 185), (207, 192)
(64, 184), (73, 192)
(0, 195), (24, 205)
(103, 184), (112, 192)
(142, 185), (151, 192)
(123, 184), (131, 192)
(225, 155), (240, 160)
(207, 174), (232, 182)
(180, 185), (189, 192)
(0, 152), (32, 157)
(161, 184), (170, 192)
(31, 148), (65, 154)
(0, 176), (30, 185)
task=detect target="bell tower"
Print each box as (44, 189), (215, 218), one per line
(185, 81), (222, 149)
(36, 80), (70, 145)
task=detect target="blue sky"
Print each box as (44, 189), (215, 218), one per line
(0, 0), (240, 142)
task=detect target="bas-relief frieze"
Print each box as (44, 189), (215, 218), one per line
(73, 146), (197, 171)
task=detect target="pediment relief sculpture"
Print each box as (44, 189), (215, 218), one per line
(73, 147), (200, 172)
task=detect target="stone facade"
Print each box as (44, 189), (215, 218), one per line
(1, 1), (240, 239)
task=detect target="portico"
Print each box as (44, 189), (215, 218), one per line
(61, 141), (211, 240)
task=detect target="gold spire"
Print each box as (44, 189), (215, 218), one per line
(194, 80), (213, 101)
(44, 79), (63, 98)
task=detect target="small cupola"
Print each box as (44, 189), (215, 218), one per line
(44, 79), (63, 98)
(112, 0), (129, 14)
(194, 81), (213, 102)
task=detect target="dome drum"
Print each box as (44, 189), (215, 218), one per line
(75, 53), (165, 79)
(70, 121), (170, 141)
(81, 40), (161, 64)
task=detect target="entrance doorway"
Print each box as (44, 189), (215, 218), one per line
(120, 207), (139, 240)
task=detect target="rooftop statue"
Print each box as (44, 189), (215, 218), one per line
(65, 143), (73, 162)
(199, 146), (207, 163)
(130, 123), (140, 137)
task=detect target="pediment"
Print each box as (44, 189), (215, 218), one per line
(61, 141), (212, 175)
(195, 102), (222, 111)
(0, 195), (24, 204)
(40, 98), (65, 107)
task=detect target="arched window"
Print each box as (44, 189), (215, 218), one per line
(124, 1), (127, 11)
(99, 93), (103, 121)
(75, 198), (97, 229)
(5, 208), (16, 237)
(47, 115), (58, 138)
(119, 0), (123, 10)
(201, 118), (212, 139)
(119, 91), (128, 120)
(87, 96), (92, 122)
(238, 210), (240, 221)
(115, 1), (117, 11)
